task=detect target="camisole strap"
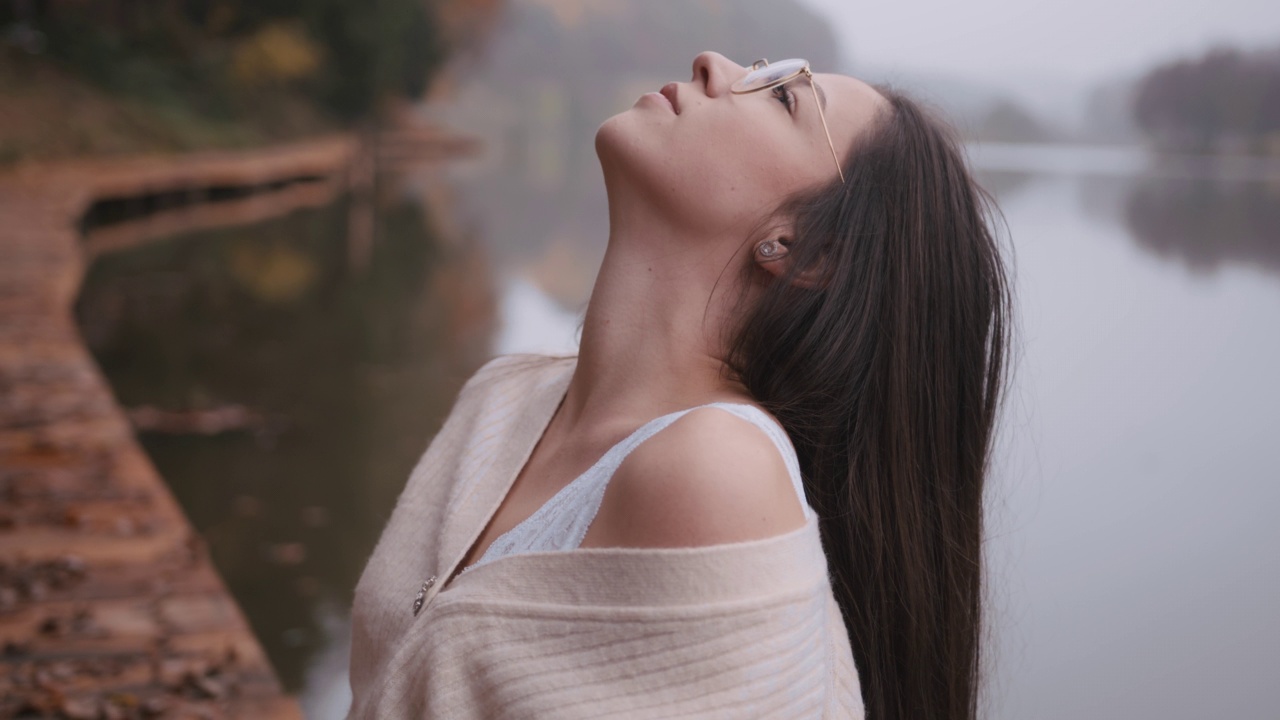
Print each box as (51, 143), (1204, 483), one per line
(699, 402), (812, 519)
(472, 402), (812, 569)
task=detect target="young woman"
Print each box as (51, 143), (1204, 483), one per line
(347, 51), (1011, 720)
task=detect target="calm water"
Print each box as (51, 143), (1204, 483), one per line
(73, 39), (1280, 720)
(975, 165), (1280, 719)
(75, 149), (1280, 720)
(74, 190), (499, 715)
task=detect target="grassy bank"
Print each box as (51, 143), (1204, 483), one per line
(0, 53), (337, 165)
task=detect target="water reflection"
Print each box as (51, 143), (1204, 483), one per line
(1124, 176), (1280, 276)
(495, 276), (581, 355)
(982, 171), (1280, 720)
(972, 143), (1280, 278)
(74, 190), (495, 695)
(975, 169), (1036, 205)
(67, 3), (1280, 714)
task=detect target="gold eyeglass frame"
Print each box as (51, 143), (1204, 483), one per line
(731, 58), (845, 182)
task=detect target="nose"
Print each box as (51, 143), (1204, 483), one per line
(691, 51), (741, 98)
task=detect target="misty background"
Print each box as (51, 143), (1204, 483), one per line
(4, 0), (1276, 718)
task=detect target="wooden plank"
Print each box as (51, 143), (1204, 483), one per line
(0, 137), (362, 719)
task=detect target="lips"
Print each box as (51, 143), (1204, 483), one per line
(659, 83), (680, 114)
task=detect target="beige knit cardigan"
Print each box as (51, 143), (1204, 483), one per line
(346, 354), (865, 719)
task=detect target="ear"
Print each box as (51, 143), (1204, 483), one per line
(754, 238), (827, 290)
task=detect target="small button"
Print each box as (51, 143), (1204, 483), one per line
(411, 574), (437, 617)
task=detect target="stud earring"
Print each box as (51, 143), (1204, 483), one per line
(757, 240), (785, 260)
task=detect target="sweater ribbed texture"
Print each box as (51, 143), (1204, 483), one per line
(347, 354), (865, 719)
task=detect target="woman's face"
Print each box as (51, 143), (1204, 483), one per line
(596, 51), (886, 238)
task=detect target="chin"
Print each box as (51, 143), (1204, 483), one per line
(594, 112), (639, 188)
(594, 111), (630, 168)
(592, 109), (703, 225)
(597, 105), (675, 176)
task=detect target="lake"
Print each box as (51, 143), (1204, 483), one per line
(971, 149), (1280, 719)
(74, 105), (1280, 720)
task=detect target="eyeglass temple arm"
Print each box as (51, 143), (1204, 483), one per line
(805, 69), (845, 183)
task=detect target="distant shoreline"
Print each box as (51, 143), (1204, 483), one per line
(967, 141), (1280, 181)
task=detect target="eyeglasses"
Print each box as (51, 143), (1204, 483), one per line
(730, 58), (845, 182)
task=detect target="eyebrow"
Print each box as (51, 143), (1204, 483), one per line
(813, 80), (828, 111)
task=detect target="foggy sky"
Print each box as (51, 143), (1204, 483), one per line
(797, 0), (1279, 84)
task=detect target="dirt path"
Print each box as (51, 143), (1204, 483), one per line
(0, 136), (359, 719)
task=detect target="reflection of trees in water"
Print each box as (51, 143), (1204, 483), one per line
(975, 170), (1035, 205)
(1077, 175), (1136, 226)
(74, 192), (495, 689)
(1124, 177), (1280, 276)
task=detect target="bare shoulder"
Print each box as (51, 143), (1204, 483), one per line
(585, 406), (808, 550)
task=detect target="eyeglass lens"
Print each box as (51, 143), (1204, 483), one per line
(738, 58), (809, 91)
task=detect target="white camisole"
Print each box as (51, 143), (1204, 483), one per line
(472, 402), (815, 569)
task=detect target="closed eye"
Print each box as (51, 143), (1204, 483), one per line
(772, 84), (795, 114)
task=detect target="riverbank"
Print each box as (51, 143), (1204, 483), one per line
(0, 53), (340, 167)
(0, 136), (358, 718)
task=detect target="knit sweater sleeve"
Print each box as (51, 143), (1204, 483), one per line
(355, 521), (864, 720)
(346, 354), (864, 719)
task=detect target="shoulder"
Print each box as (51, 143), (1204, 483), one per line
(590, 406), (808, 549)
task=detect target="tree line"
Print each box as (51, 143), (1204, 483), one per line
(1, 0), (501, 123)
(1134, 46), (1280, 153)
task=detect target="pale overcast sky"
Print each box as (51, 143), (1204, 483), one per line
(797, 0), (1279, 85)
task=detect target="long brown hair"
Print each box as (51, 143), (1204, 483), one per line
(726, 88), (1012, 720)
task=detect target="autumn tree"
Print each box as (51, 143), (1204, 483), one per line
(1, 0), (465, 121)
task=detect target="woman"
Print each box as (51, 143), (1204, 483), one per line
(347, 51), (1010, 720)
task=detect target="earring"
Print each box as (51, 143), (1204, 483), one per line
(757, 240), (784, 260)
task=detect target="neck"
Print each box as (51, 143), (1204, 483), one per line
(556, 195), (751, 433)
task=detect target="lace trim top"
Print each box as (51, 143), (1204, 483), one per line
(473, 401), (814, 569)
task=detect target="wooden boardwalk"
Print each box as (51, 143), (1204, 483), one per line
(0, 137), (357, 719)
